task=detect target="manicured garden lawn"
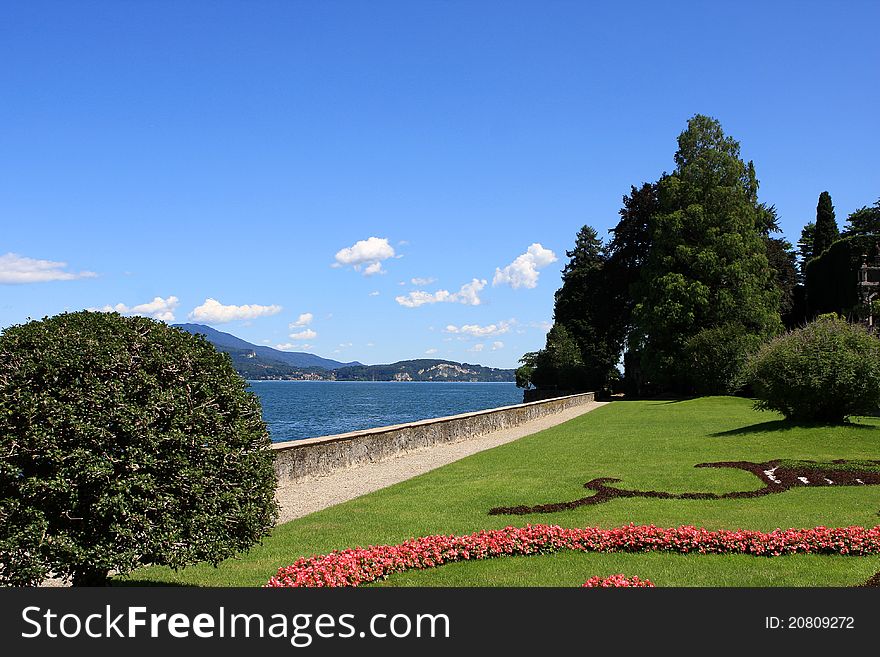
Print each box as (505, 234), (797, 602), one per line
(126, 396), (880, 587)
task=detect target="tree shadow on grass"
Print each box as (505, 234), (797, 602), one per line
(712, 419), (878, 437)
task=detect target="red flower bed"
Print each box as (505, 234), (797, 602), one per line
(266, 523), (880, 588)
(582, 574), (654, 587)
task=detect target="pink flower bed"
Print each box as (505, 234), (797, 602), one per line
(266, 523), (880, 588)
(582, 574), (654, 587)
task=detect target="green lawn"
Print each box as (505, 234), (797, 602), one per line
(125, 396), (880, 587)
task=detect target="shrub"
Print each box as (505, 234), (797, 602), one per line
(746, 315), (880, 422)
(684, 324), (765, 395)
(0, 312), (278, 586)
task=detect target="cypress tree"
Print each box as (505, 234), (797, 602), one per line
(813, 191), (839, 257)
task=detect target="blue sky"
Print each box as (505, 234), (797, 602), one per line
(2, 1), (878, 368)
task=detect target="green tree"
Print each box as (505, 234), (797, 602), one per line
(797, 221), (816, 283)
(757, 204), (798, 319)
(844, 198), (880, 237)
(684, 324), (765, 395)
(629, 115), (782, 393)
(766, 236), (799, 318)
(0, 312), (278, 586)
(551, 226), (620, 389)
(521, 185), (659, 394)
(514, 352), (539, 389)
(528, 324), (587, 391)
(813, 191), (839, 257)
(605, 183), (660, 393)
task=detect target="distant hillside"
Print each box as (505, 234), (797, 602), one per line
(334, 359), (515, 382)
(173, 324), (515, 382)
(173, 324), (360, 374)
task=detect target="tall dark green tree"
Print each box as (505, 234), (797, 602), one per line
(843, 198), (880, 236)
(766, 236), (798, 318)
(757, 203), (798, 318)
(527, 324), (587, 391)
(813, 191), (839, 257)
(796, 221), (816, 283)
(551, 226), (620, 389)
(605, 182), (660, 318)
(521, 184), (660, 394)
(628, 115), (782, 393)
(525, 224), (623, 393)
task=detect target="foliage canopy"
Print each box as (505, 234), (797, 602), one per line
(628, 115), (782, 392)
(0, 311), (278, 586)
(747, 315), (880, 422)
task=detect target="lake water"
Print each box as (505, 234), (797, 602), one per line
(248, 380), (523, 442)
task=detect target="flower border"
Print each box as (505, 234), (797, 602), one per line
(582, 574), (654, 587)
(266, 523), (880, 587)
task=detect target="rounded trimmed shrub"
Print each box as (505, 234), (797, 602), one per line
(747, 315), (880, 422)
(0, 312), (278, 586)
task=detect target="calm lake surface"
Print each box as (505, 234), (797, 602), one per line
(248, 380), (523, 442)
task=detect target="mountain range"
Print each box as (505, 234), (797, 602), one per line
(174, 324), (515, 382)
(174, 323), (360, 370)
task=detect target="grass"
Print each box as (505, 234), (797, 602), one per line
(125, 396), (880, 587)
(775, 458), (880, 473)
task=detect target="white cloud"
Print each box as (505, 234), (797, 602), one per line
(339, 342), (353, 348)
(425, 348), (438, 355)
(468, 344), (485, 353)
(94, 296), (180, 322)
(290, 328), (317, 340)
(289, 312), (313, 328)
(0, 252), (97, 284)
(363, 261), (384, 276)
(369, 291), (380, 297)
(411, 277), (436, 286)
(527, 320), (553, 334)
(492, 243), (557, 289)
(455, 279), (486, 305)
(275, 342), (314, 351)
(396, 278), (487, 308)
(491, 341), (504, 351)
(395, 289), (451, 307)
(445, 320), (513, 338)
(334, 237), (396, 276)
(189, 298), (282, 324)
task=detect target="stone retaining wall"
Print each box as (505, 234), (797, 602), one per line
(522, 388), (584, 403)
(272, 392), (595, 484)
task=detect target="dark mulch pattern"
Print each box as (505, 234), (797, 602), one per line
(489, 460), (880, 516)
(863, 572), (880, 587)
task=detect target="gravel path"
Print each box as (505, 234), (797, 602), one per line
(275, 400), (608, 525)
